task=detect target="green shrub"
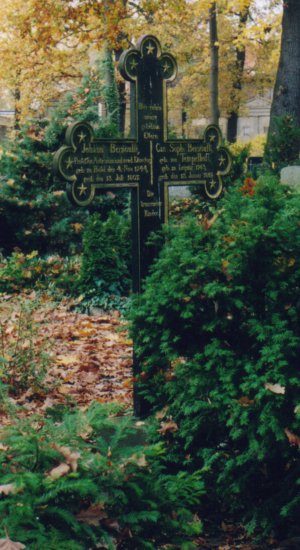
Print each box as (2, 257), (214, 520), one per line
(78, 211), (131, 301)
(0, 63), (126, 257)
(0, 251), (80, 294)
(265, 115), (300, 173)
(226, 141), (251, 181)
(130, 175), (300, 537)
(0, 403), (203, 549)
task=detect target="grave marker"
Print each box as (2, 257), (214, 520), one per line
(54, 34), (232, 415)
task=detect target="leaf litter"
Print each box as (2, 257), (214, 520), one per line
(0, 293), (133, 420)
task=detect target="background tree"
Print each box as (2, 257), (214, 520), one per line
(226, 0), (251, 142)
(267, 0), (300, 157)
(209, 2), (219, 125)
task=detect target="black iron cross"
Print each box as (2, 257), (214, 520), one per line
(54, 34), (232, 294)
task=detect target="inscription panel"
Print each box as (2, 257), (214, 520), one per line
(58, 139), (150, 188)
(156, 141), (213, 183)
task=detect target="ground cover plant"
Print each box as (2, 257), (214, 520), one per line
(77, 210), (131, 313)
(0, 403), (203, 550)
(130, 174), (300, 539)
(0, 252), (80, 295)
(0, 293), (204, 549)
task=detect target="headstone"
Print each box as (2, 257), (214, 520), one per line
(247, 156), (263, 177)
(54, 34), (232, 416)
(280, 165), (300, 190)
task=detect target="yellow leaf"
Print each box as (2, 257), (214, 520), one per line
(22, 269), (32, 279)
(56, 355), (79, 366)
(58, 385), (73, 395)
(26, 251), (38, 259)
(71, 223), (84, 233)
(119, 338), (133, 346)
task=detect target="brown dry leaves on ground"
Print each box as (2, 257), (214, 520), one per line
(0, 292), (133, 420)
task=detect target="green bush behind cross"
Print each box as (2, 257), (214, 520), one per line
(130, 174), (300, 537)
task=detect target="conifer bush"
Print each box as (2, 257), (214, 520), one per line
(130, 175), (300, 537)
(0, 403), (203, 549)
(266, 115), (300, 173)
(0, 65), (125, 257)
(78, 211), (131, 303)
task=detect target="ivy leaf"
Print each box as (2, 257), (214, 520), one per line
(0, 538), (26, 550)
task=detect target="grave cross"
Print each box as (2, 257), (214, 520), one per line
(54, 35), (232, 416)
(54, 34), (232, 295)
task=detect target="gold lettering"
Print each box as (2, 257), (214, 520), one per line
(110, 143), (138, 154)
(141, 201), (161, 208)
(156, 143), (166, 153)
(144, 209), (159, 217)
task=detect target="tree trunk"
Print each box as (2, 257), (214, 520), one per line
(226, 5), (250, 143)
(227, 111), (238, 144)
(209, 2), (219, 125)
(114, 48), (126, 135)
(100, 43), (120, 130)
(267, 0), (300, 144)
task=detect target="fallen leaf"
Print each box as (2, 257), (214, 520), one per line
(56, 355), (79, 366)
(284, 428), (300, 447)
(221, 521), (236, 533)
(158, 419), (179, 435)
(102, 518), (121, 532)
(238, 396), (255, 406)
(127, 453), (147, 468)
(77, 503), (107, 525)
(203, 208), (224, 230)
(57, 385), (73, 395)
(265, 382), (285, 395)
(48, 462), (70, 479)
(53, 445), (80, 472)
(155, 406), (169, 420)
(0, 537), (26, 549)
(0, 483), (16, 495)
